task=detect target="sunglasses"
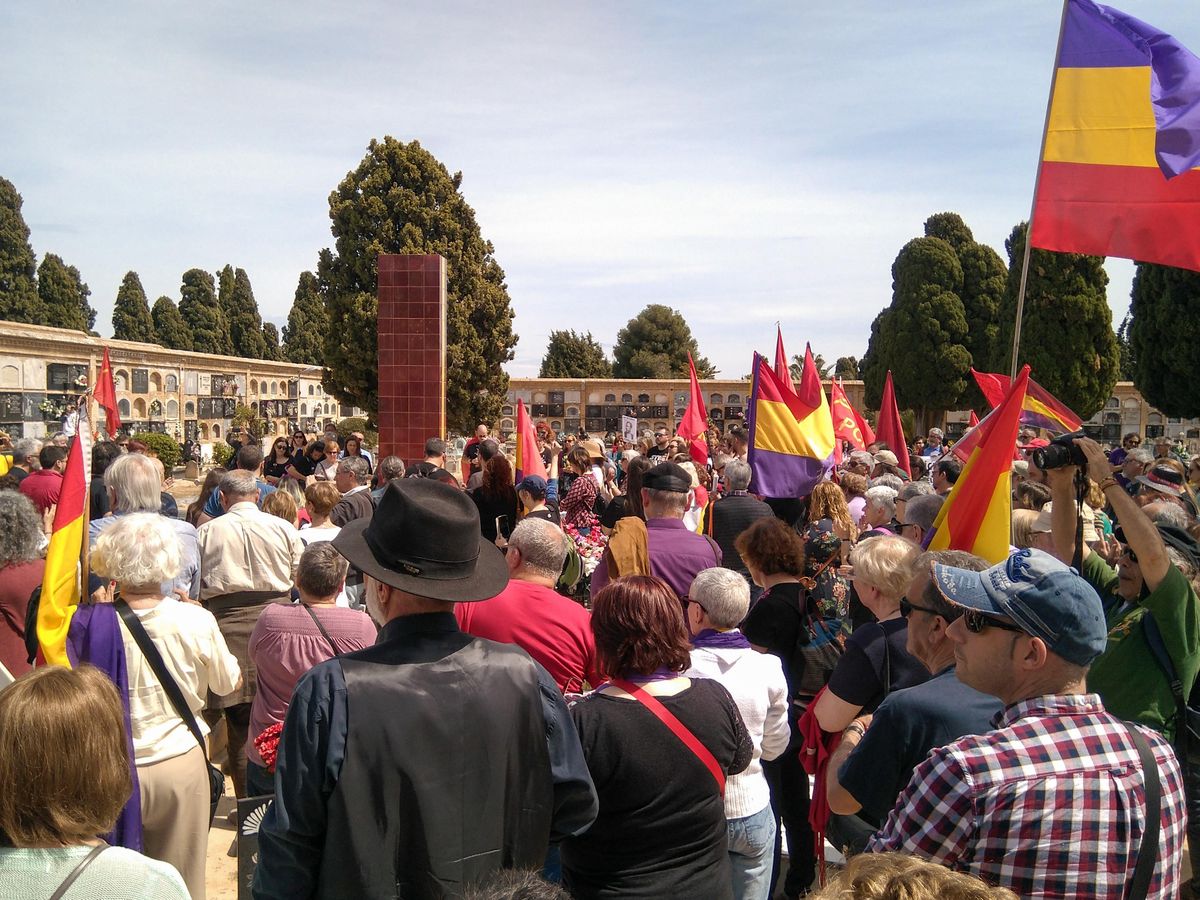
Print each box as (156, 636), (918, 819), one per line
(899, 597), (941, 619)
(1121, 545), (1139, 564)
(961, 609), (1026, 635)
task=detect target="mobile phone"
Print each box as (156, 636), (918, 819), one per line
(495, 515), (510, 537)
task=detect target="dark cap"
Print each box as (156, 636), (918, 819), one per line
(516, 474), (548, 497)
(642, 461), (693, 493)
(1113, 522), (1200, 568)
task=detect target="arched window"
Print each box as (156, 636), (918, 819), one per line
(199, 423), (209, 439)
(271, 382), (278, 396)
(567, 406), (579, 417)
(185, 401), (195, 416)
(148, 400), (163, 418)
(604, 394), (616, 403)
(500, 418), (514, 432)
(166, 400), (178, 418)
(551, 420), (562, 431)
(133, 398), (146, 418)
(637, 393), (650, 403)
(212, 424), (221, 439)
(115, 370), (129, 391)
(727, 393), (741, 404)
(621, 394), (633, 403)
(0, 364), (17, 387)
(1106, 397), (1120, 409)
(166, 374), (178, 392)
(709, 393), (723, 406)
(118, 399), (131, 417)
(502, 405), (513, 416)
(250, 379), (258, 395)
(149, 373), (162, 392)
(301, 403), (309, 416)
(308, 385), (315, 395)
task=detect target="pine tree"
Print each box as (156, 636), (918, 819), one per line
(283, 270), (328, 365)
(539, 330), (612, 377)
(0, 177), (41, 323)
(320, 138), (518, 430)
(38, 253), (95, 332)
(179, 269), (229, 355)
(111, 271), (156, 342)
(261, 322), (282, 360)
(152, 296), (193, 350)
(227, 268), (268, 358)
(611, 304), (716, 378)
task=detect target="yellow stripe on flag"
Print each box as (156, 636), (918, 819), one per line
(37, 514), (84, 667)
(1044, 66), (1158, 169)
(753, 398), (836, 458)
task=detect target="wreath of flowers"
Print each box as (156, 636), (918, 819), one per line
(253, 722), (284, 773)
(562, 522), (608, 576)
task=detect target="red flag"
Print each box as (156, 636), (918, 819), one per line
(829, 380), (867, 465)
(875, 371), (911, 479)
(928, 366), (1030, 563)
(774, 326), (796, 393)
(676, 354), (709, 466)
(95, 347), (120, 437)
(968, 410), (979, 428)
(970, 368), (1081, 434)
(514, 400), (547, 482)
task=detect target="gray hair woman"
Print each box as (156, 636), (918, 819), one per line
(859, 485), (898, 538)
(93, 513), (241, 900)
(0, 492), (45, 678)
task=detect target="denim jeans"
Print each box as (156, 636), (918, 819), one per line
(245, 760), (275, 799)
(728, 805), (776, 900)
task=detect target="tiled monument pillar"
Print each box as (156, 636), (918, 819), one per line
(376, 254), (447, 463)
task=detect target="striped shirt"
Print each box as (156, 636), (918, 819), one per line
(868, 693), (1184, 899)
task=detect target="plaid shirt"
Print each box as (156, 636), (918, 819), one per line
(868, 694), (1184, 899)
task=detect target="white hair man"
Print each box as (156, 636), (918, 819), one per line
(684, 567), (789, 900)
(457, 517), (601, 693)
(8, 437), (42, 484)
(701, 459), (773, 594)
(89, 453), (201, 600)
(197, 468), (304, 800)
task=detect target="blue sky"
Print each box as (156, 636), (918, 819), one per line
(3, 1), (1195, 377)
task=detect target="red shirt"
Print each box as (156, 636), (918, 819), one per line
(456, 579), (603, 693)
(0, 558), (44, 677)
(19, 468), (62, 514)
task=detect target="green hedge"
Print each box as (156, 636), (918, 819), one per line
(133, 432), (182, 470)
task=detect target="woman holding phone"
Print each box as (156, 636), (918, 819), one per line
(473, 453), (518, 545)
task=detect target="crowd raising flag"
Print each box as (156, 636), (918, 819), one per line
(513, 399), (547, 481)
(971, 368), (1082, 434)
(774, 325), (796, 393)
(95, 346), (121, 437)
(874, 371), (911, 479)
(746, 351), (836, 498)
(676, 353), (710, 466)
(37, 415), (92, 667)
(1030, 0), (1200, 270)
(927, 366), (1031, 564)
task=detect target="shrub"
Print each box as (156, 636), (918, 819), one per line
(133, 432), (181, 470)
(211, 442), (234, 468)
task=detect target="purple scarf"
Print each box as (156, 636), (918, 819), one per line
(691, 628), (752, 650)
(68, 603), (144, 851)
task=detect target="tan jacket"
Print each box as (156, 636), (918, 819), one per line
(196, 501), (304, 599)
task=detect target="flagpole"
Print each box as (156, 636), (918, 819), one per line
(79, 390), (93, 604)
(1010, 0), (1071, 379)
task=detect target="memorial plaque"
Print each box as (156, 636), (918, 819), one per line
(184, 371), (198, 395)
(0, 393), (21, 419)
(549, 391), (564, 404)
(184, 420), (199, 441)
(132, 369), (149, 394)
(22, 393), (44, 421)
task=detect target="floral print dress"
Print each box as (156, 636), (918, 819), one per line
(803, 518), (850, 620)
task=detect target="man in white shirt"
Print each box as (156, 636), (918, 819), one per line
(685, 567), (790, 900)
(197, 469), (304, 799)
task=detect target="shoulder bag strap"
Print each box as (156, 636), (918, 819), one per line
(1125, 725), (1163, 900)
(48, 843), (107, 900)
(610, 678), (725, 793)
(114, 599), (208, 761)
(1143, 612), (1190, 759)
(301, 603), (339, 655)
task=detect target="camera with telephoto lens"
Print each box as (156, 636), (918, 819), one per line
(1032, 430), (1088, 472)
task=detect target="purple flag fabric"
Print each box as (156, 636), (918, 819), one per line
(68, 603), (143, 851)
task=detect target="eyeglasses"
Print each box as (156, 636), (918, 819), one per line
(683, 598), (707, 613)
(961, 609), (1026, 635)
(1121, 545), (1139, 564)
(897, 522), (921, 535)
(899, 597), (941, 619)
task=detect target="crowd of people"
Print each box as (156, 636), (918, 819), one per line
(0, 416), (1198, 900)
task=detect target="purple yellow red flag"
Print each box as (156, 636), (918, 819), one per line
(874, 371), (911, 479)
(95, 347), (121, 437)
(971, 368), (1082, 434)
(747, 352), (836, 498)
(514, 399), (547, 482)
(38, 416), (91, 667)
(676, 353), (709, 467)
(774, 326), (796, 393)
(928, 366), (1031, 564)
(1030, 0), (1200, 270)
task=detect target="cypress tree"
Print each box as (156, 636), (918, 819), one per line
(283, 270), (328, 365)
(261, 322), (282, 360)
(38, 253), (95, 332)
(152, 296), (193, 350)
(0, 177), (41, 323)
(1128, 264), (1200, 417)
(226, 268), (268, 358)
(112, 271), (156, 342)
(179, 269), (229, 355)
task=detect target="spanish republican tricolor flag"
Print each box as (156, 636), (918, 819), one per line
(1031, 0), (1200, 270)
(38, 416), (91, 667)
(971, 368), (1082, 435)
(513, 399), (547, 482)
(928, 366), (1030, 565)
(747, 350), (836, 498)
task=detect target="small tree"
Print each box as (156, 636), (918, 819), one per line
(0, 176), (41, 324)
(152, 296), (194, 350)
(179, 269), (229, 355)
(133, 432), (181, 470)
(612, 304), (716, 378)
(112, 271), (156, 342)
(834, 356), (859, 380)
(38, 253), (95, 332)
(539, 330), (612, 377)
(283, 271), (328, 365)
(231, 403), (267, 440)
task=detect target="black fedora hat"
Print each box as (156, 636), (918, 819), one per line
(332, 478), (508, 602)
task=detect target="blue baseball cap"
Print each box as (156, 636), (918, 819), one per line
(932, 548), (1107, 667)
(516, 474), (548, 497)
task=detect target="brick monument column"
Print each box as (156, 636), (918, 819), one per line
(376, 254), (447, 463)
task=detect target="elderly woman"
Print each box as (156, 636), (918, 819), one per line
(812, 536), (928, 735)
(857, 485), (898, 539)
(737, 517), (842, 900)
(93, 513), (241, 900)
(246, 542), (377, 797)
(0, 666), (190, 898)
(0, 492), (45, 678)
(562, 575), (751, 900)
(685, 568), (790, 900)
